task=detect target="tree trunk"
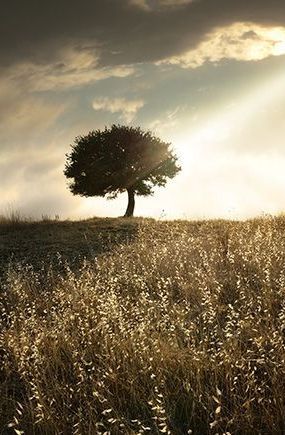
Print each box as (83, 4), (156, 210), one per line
(124, 188), (135, 217)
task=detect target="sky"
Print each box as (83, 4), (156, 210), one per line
(1, 0), (285, 220)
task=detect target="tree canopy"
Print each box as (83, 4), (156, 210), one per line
(64, 124), (181, 217)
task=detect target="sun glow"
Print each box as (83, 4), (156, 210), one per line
(174, 64), (285, 165)
(273, 41), (285, 56)
(164, 64), (285, 219)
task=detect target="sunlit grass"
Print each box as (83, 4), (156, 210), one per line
(1, 217), (285, 434)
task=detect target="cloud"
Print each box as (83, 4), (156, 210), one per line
(3, 0), (285, 71)
(3, 46), (135, 93)
(128, 0), (151, 10)
(0, 73), (66, 150)
(92, 97), (144, 122)
(158, 23), (285, 68)
(129, 0), (193, 10)
(0, 133), (85, 219)
(148, 107), (181, 136)
(159, 0), (193, 5)
(0, 98), (66, 146)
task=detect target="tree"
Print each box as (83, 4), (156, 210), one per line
(64, 125), (181, 217)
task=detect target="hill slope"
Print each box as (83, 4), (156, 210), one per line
(1, 216), (285, 434)
(0, 217), (139, 278)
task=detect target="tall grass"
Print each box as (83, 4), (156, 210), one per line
(1, 217), (285, 434)
(0, 205), (61, 226)
(0, 207), (28, 226)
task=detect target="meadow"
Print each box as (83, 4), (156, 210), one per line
(1, 215), (285, 434)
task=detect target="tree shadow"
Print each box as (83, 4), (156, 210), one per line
(0, 217), (140, 285)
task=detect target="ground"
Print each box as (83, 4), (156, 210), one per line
(1, 215), (285, 434)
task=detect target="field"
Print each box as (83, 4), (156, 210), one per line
(1, 215), (285, 434)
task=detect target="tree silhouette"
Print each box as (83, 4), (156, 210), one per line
(64, 125), (181, 217)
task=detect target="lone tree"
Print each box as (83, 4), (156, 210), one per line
(64, 125), (181, 217)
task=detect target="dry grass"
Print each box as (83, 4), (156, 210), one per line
(0, 216), (139, 280)
(0, 209), (29, 226)
(1, 216), (285, 434)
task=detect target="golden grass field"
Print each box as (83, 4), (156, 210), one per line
(1, 215), (285, 434)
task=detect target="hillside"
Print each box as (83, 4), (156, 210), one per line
(1, 216), (285, 434)
(0, 217), (139, 280)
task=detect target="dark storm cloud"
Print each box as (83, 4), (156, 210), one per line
(2, 0), (285, 69)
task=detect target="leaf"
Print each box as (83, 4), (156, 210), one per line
(102, 408), (112, 415)
(210, 420), (218, 429)
(212, 395), (220, 404)
(215, 406), (221, 415)
(216, 386), (222, 396)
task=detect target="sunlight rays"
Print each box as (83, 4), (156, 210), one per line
(167, 63), (285, 218)
(175, 61), (285, 165)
